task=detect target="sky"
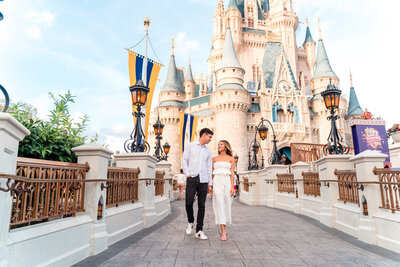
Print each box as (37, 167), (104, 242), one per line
(0, 0), (399, 152)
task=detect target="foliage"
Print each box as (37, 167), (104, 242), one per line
(7, 91), (98, 162)
(387, 124), (400, 137)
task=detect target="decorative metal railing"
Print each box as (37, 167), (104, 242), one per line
(335, 169), (359, 205)
(373, 168), (400, 213)
(302, 171), (321, 197)
(291, 143), (354, 166)
(291, 143), (326, 165)
(277, 173), (295, 193)
(0, 158), (90, 228)
(243, 177), (249, 192)
(155, 170), (165, 196)
(106, 167), (140, 208)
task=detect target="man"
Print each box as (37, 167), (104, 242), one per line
(182, 128), (213, 240)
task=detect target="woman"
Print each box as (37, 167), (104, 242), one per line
(175, 169), (186, 200)
(212, 140), (235, 241)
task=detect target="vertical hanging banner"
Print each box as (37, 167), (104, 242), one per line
(179, 112), (199, 155)
(128, 50), (162, 141)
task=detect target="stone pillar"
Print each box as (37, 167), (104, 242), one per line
(389, 143), (400, 168)
(0, 114), (30, 267)
(114, 153), (158, 227)
(291, 162), (310, 213)
(261, 165), (289, 208)
(72, 143), (113, 255)
(156, 160), (172, 213)
(350, 150), (387, 245)
(316, 155), (353, 227)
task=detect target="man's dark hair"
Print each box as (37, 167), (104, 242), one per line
(199, 128), (214, 137)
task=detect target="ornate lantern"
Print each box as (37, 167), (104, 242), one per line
(321, 81), (341, 110)
(130, 80), (149, 107)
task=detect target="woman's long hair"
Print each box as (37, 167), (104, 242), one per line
(218, 140), (233, 156)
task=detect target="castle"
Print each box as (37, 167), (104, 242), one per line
(148, 0), (364, 173)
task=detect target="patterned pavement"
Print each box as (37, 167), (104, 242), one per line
(76, 198), (400, 267)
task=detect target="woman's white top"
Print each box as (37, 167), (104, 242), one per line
(213, 161), (232, 176)
(175, 174), (186, 184)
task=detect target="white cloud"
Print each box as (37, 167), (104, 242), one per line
(21, 10), (55, 27)
(174, 31), (200, 57)
(26, 25), (42, 39)
(19, 10), (55, 39)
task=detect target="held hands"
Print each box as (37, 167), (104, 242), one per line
(208, 185), (213, 194)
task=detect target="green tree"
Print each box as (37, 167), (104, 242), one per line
(7, 91), (98, 162)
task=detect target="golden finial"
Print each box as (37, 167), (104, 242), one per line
(171, 36), (174, 55)
(189, 57), (191, 66)
(227, 17), (230, 28)
(306, 17), (309, 27)
(350, 70), (353, 88)
(318, 17), (322, 40)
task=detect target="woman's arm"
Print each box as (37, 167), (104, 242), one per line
(230, 157), (235, 195)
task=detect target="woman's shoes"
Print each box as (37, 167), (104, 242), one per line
(220, 232), (227, 241)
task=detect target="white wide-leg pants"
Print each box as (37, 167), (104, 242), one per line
(212, 174), (232, 225)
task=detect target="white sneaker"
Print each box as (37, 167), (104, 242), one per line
(186, 223), (194, 235)
(195, 230), (208, 240)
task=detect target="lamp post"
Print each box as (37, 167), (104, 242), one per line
(320, 80), (350, 155)
(124, 80), (151, 153)
(153, 114), (170, 161)
(248, 118), (281, 170)
(0, 84), (9, 113)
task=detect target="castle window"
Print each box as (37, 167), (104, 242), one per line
(252, 114), (255, 118)
(220, 92), (223, 96)
(167, 92), (170, 95)
(176, 93), (179, 96)
(233, 69), (236, 72)
(235, 91), (238, 95)
(166, 108), (169, 111)
(248, 18), (254, 28)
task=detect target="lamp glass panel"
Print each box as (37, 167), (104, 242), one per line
(140, 91), (147, 105)
(259, 130), (268, 140)
(163, 145), (170, 154)
(334, 95), (340, 108)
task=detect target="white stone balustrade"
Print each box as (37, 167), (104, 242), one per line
(238, 151), (400, 254)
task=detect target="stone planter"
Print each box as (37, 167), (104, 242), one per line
(391, 132), (400, 143)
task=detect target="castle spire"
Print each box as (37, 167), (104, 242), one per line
(217, 27), (243, 70)
(349, 70), (353, 88)
(312, 19), (337, 80)
(318, 17), (322, 40)
(162, 40), (185, 93)
(303, 17), (315, 45)
(347, 72), (363, 116)
(186, 58), (195, 82)
(171, 36), (174, 56)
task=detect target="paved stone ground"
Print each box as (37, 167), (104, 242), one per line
(76, 198), (400, 267)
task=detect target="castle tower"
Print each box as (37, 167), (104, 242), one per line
(303, 18), (316, 78)
(311, 20), (338, 95)
(184, 59), (195, 100)
(155, 38), (185, 174)
(268, 0), (299, 78)
(226, 0), (244, 47)
(310, 21), (344, 146)
(211, 27), (251, 171)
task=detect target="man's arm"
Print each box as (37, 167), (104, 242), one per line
(181, 143), (191, 177)
(207, 149), (213, 186)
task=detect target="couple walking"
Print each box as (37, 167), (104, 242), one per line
(182, 128), (235, 241)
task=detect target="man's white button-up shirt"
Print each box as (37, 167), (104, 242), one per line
(182, 140), (212, 186)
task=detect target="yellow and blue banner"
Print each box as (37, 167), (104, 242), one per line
(128, 50), (162, 141)
(179, 112), (199, 155)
